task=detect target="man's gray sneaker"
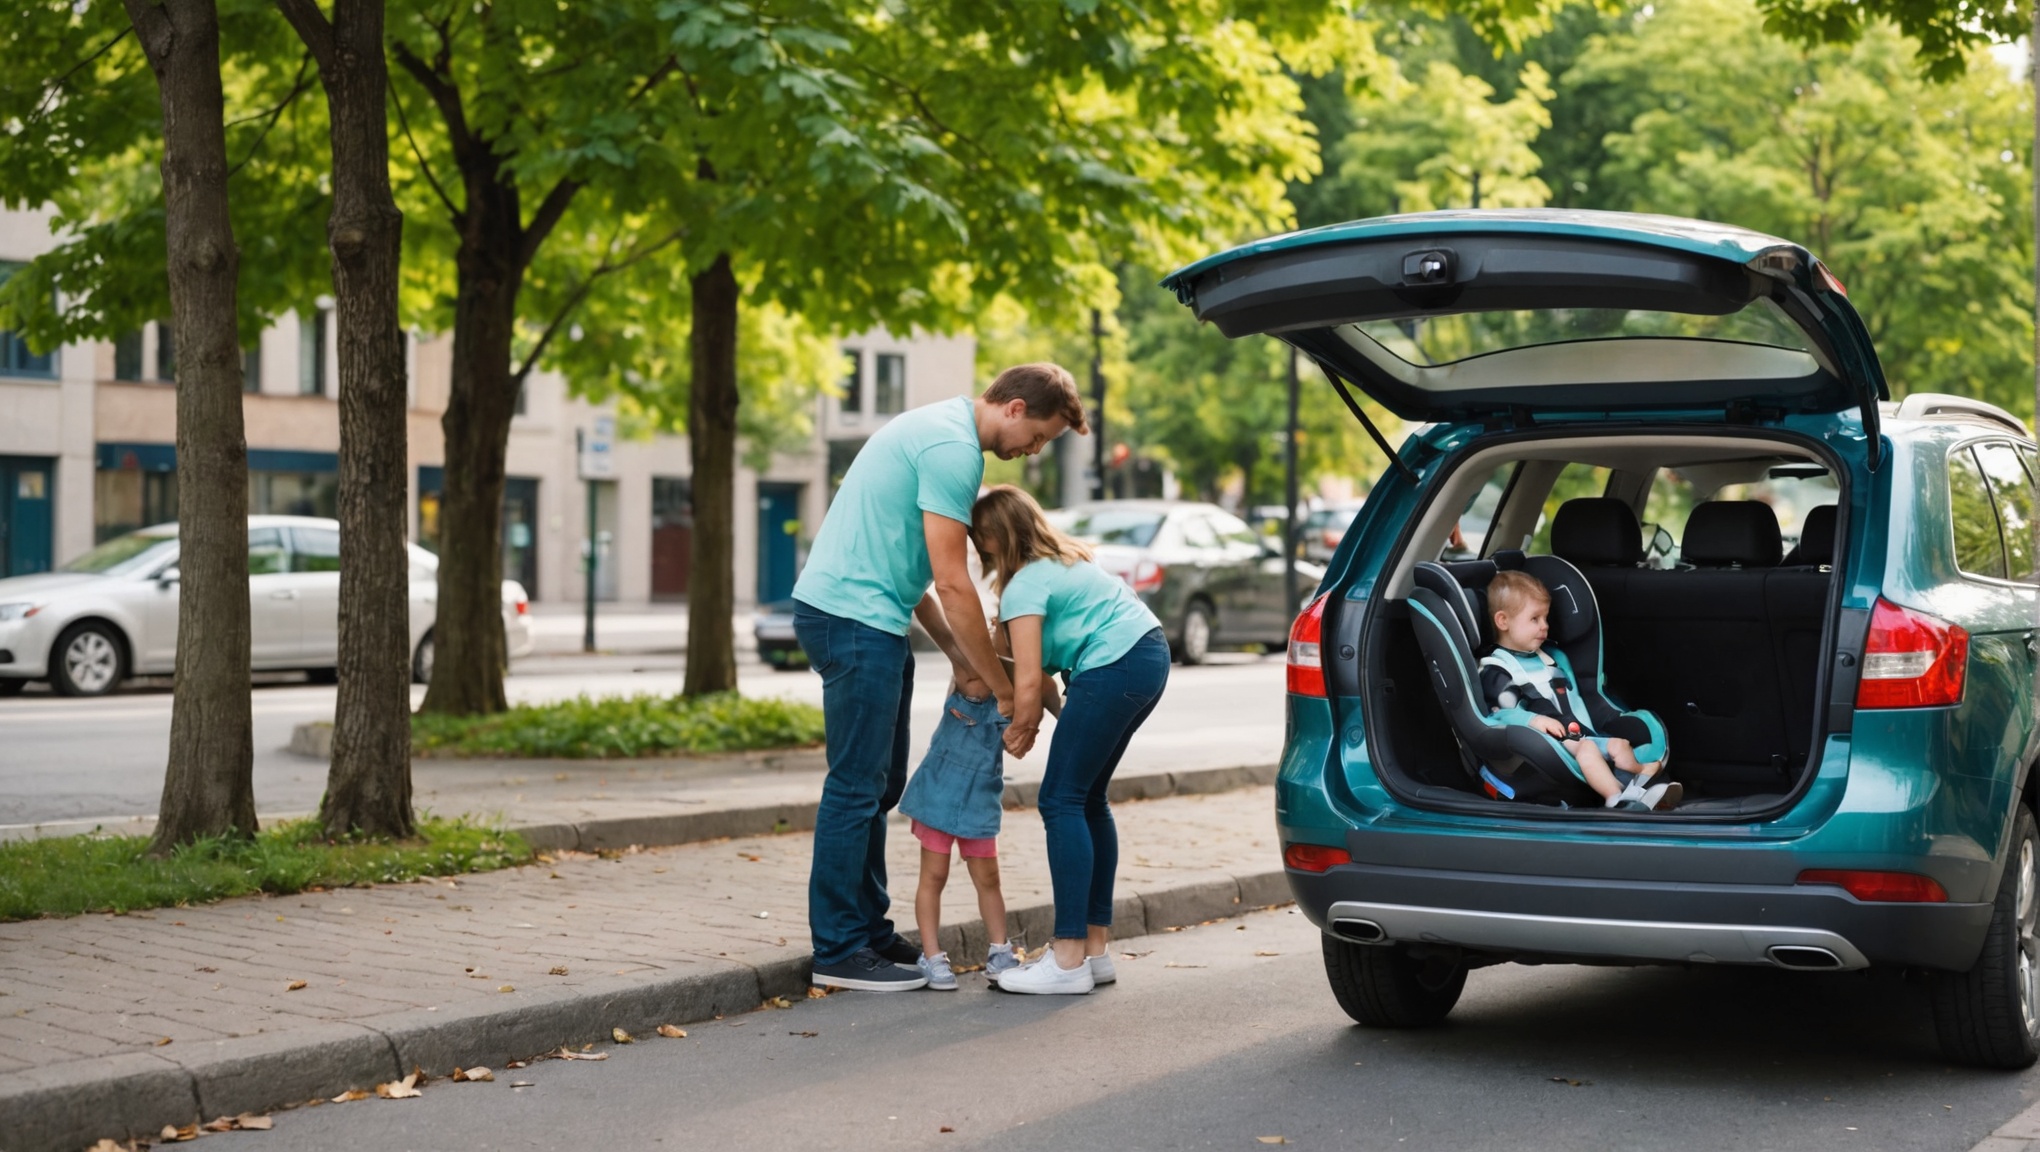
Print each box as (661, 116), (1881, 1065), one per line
(812, 947), (928, 992)
(918, 951), (958, 991)
(986, 942), (1021, 978)
(1088, 953), (1116, 985)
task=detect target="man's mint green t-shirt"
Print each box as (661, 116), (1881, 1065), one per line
(792, 396), (984, 635)
(998, 556), (1162, 676)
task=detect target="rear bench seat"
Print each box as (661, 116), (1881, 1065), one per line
(1551, 498), (1832, 788)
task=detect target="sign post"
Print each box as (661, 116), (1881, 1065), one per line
(577, 415), (616, 654)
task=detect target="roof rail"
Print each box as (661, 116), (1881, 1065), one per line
(1892, 393), (2030, 437)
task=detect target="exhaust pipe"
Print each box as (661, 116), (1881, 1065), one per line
(1331, 918), (1387, 944)
(1767, 945), (1844, 970)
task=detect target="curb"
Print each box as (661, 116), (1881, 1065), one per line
(1, 867), (1294, 1152)
(510, 761), (1281, 854)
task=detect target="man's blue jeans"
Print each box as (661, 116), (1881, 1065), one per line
(1036, 629), (1170, 940)
(793, 601), (915, 966)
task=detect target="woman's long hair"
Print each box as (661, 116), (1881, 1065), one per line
(970, 484), (1093, 593)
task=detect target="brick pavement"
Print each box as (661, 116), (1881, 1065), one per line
(0, 787), (1286, 1150)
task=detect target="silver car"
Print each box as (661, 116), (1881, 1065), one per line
(0, 515), (534, 697)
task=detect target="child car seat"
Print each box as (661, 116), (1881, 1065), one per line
(1406, 551), (1667, 806)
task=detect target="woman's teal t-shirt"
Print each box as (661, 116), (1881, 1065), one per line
(998, 556), (1162, 676)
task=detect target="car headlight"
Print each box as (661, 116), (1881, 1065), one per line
(0, 603), (40, 621)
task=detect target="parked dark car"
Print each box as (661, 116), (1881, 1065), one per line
(1300, 500), (1366, 564)
(1053, 500), (1325, 665)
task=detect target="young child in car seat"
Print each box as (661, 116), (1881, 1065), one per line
(1479, 571), (1681, 812)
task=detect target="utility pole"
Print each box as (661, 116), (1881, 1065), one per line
(1090, 307), (1107, 501)
(1285, 346), (1301, 622)
(577, 415), (615, 654)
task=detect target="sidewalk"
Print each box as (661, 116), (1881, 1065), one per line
(0, 782), (1287, 1151)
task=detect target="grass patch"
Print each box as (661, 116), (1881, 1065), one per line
(410, 691), (826, 759)
(0, 817), (529, 922)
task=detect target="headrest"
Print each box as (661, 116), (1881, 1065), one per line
(1786, 504), (1837, 566)
(1520, 554), (1598, 646)
(1551, 498), (1643, 567)
(1682, 501), (1783, 568)
(1412, 561), (1480, 645)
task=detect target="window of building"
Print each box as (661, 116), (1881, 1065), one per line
(1950, 445), (2009, 579)
(299, 308), (328, 396)
(875, 353), (905, 415)
(0, 262), (55, 378)
(114, 330), (143, 380)
(243, 346), (261, 393)
(155, 319), (176, 382)
(839, 349), (863, 414)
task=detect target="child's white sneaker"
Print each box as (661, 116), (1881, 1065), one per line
(917, 951), (957, 991)
(997, 953), (1094, 995)
(985, 942), (1021, 979)
(1088, 953), (1116, 985)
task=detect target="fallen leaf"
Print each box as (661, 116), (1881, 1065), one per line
(657, 1024), (687, 1038)
(612, 1027), (634, 1043)
(511, 1081), (535, 1088)
(376, 1073), (422, 1099)
(940, 1126), (955, 1133)
(204, 1118), (235, 1133)
(195, 966), (217, 973)
(755, 910), (771, 919)
(498, 985), (515, 993)
(1257, 1138), (1289, 1145)
(1254, 950), (1281, 957)
(459, 1067), (494, 1082)
(236, 1115), (273, 1130)
(154, 1037), (172, 1046)
(1236, 924), (1248, 931)
(285, 980), (307, 991)
(1163, 962), (1207, 969)
(789, 1030), (818, 1038)
(553, 1047), (608, 1061)
(89, 1140), (124, 1151)
(1548, 1076), (1591, 1087)
(807, 985), (835, 999)
(763, 996), (792, 1009)
(331, 1089), (370, 1103)
(548, 966), (569, 976)
(507, 1061), (527, 1069)
(739, 853), (762, 862)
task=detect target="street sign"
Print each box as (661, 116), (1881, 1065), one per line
(578, 415), (616, 480)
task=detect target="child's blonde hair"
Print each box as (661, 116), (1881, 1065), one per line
(1488, 570), (1551, 619)
(970, 484), (1092, 592)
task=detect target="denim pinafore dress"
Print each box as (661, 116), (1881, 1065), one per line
(898, 691), (1008, 840)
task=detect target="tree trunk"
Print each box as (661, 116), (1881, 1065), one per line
(416, 180), (522, 716)
(280, 0), (414, 837)
(683, 253), (738, 697)
(125, 0), (256, 854)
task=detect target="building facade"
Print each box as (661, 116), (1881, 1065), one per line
(0, 207), (977, 607)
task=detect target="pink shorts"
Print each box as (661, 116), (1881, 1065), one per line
(910, 819), (997, 859)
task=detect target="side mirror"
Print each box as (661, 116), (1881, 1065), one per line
(157, 567), (180, 586)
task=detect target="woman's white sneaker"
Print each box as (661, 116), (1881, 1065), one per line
(1088, 953), (1116, 985)
(997, 954), (1095, 995)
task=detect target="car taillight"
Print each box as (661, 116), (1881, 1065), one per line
(515, 598), (529, 617)
(1129, 560), (1165, 595)
(1856, 597), (1967, 709)
(1321, 529), (1341, 550)
(1287, 595), (1326, 697)
(1283, 843), (1351, 873)
(1797, 869), (1947, 902)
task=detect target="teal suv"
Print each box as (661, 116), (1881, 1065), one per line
(1165, 210), (2040, 1068)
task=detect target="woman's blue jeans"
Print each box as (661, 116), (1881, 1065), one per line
(793, 602), (914, 966)
(1037, 629), (1170, 940)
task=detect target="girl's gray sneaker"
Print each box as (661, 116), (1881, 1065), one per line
(985, 942), (1021, 979)
(918, 951), (958, 991)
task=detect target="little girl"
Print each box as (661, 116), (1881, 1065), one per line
(897, 685), (1023, 989)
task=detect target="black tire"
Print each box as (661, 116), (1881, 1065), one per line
(1322, 934), (1466, 1028)
(1177, 602), (1214, 666)
(49, 622), (126, 698)
(412, 633), (433, 685)
(0, 677), (26, 697)
(1932, 806), (2040, 1069)
(305, 666), (339, 686)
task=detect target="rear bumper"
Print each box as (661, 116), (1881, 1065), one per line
(1288, 862), (1993, 972)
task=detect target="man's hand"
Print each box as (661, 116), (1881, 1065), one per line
(1529, 716), (1567, 739)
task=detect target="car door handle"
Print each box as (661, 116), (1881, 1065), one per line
(270, 590), (298, 600)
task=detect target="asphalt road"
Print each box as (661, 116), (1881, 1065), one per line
(0, 650), (1285, 829)
(249, 906), (2040, 1152)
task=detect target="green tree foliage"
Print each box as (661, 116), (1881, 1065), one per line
(1565, 0), (2033, 413)
(1335, 59), (1554, 213)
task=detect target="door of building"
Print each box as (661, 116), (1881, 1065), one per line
(502, 477), (540, 595)
(0, 456), (54, 576)
(651, 477), (692, 601)
(757, 482), (804, 604)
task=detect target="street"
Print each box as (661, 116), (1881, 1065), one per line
(0, 642), (1287, 830)
(253, 906), (2040, 1152)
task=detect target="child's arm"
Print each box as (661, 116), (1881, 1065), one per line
(993, 621), (1061, 718)
(1002, 615), (1048, 757)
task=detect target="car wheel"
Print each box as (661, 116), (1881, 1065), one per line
(50, 623), (125, 698)
(305, 667), (339, 686)
(1177, 602), (1213, 666)
(0, 677), (25, 697)
(1932, 806), (2040, 1068)
(1321, 934), (1466, 1028)
(412, 634), (434, 685)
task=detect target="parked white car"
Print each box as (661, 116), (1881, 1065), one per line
(0, 515), (534, 697)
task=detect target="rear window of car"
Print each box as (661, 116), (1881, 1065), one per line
(1347, 298), (1814, 368)
(1065, 508), (1164, 548)
(1949, 447), (2009, 579)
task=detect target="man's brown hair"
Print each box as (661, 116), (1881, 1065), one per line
(983, 362), (1089, 435)
(1488, 570), (1551, 619)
